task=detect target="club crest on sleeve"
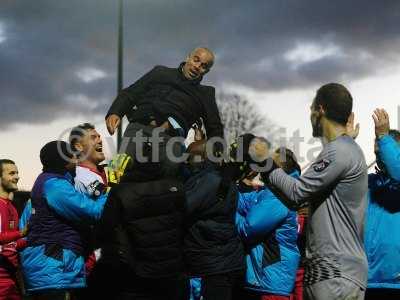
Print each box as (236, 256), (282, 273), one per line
(313, 159), (331, 172)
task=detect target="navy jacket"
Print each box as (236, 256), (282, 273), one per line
(184, 163), (245, 276)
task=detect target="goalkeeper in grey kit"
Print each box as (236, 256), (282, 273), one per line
(261, 83), (368, 300)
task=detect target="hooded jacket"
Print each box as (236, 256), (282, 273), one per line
(365, 134), (400, 289)
(236, 171), (300, 296)
(19, 141), (107, 292)
(183, 163), (245, 276)
(98, 165), (186, 279)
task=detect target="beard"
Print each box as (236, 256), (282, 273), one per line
(312, 115), (323, 138)
(2, 182), (18, 193)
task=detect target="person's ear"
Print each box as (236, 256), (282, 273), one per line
(272, 151), (282, 167)
(204, 61), (213, 75)
(74, 142), (84, 153)
(318, 104), (325, 116)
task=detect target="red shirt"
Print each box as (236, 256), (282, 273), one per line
(0, 197), (26, 277)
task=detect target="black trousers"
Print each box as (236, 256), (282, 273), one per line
(365, 288), (400, 300)
(76, 260), (189, 300)
(121, 122), (184, 177)
(117, 274), (190, 300)
(201, 270), (245, 300)
(31, 291), (70, 300)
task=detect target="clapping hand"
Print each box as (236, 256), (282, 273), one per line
(372, 108), (390, 139)
(346, 112), (360, 139)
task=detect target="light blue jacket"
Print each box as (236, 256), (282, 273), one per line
(365, 134), (400, 289)
(189, 278), (202, 300)
(19, 173), (107, 292)
(236, 172), (300, 296)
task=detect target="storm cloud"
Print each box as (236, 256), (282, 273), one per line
(1, 0), (400, 127)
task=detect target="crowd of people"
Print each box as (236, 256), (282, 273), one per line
(0, 47), (400, 300)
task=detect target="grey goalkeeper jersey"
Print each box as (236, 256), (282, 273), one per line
(269, 135), (368, 288)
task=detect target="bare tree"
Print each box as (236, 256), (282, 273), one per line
(216, 92), (275, 143)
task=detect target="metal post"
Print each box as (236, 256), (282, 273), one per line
(398, 105), (400, 130)
(117, 0), (124, 150)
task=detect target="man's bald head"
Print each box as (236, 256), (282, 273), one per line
(189, 47), (215, 66)
(182, 47), (215, 80)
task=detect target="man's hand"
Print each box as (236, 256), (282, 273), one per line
(373, 108), (390, 139)
(346, 112), (360, 139)
(106, 114), (121, 135)
(193, 127), (205, 142)
(298, 206), (309, 217)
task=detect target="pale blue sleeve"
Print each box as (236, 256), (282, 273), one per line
(19, 199), (32, 229)
(237, 191), (258, 216)
(237, 189), (289, 244)
(378, 134), (400, 181)
(43, 178), (107, 222)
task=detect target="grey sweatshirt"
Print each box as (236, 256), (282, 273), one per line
(269, 135), (368, 288)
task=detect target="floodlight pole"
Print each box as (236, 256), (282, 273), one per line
(117, 0), (124, 150)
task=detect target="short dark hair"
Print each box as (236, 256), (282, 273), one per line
(275, 147), (301, 175)
(389, 129), (400, 142)
(314, 83), (353, 126)
(69, 123), (95, 152)
(0, 159), (16, 177)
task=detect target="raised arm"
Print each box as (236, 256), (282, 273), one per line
(374, 108), (400, 181)
(105, 66), (161, 134)
(266, 144), (347, 206)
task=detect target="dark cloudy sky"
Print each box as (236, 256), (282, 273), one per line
(1, 0), (400, 128)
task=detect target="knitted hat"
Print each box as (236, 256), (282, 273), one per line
(40, 140), (73, 174)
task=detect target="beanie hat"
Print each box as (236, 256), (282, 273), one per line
(40, 140), (73, 175)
